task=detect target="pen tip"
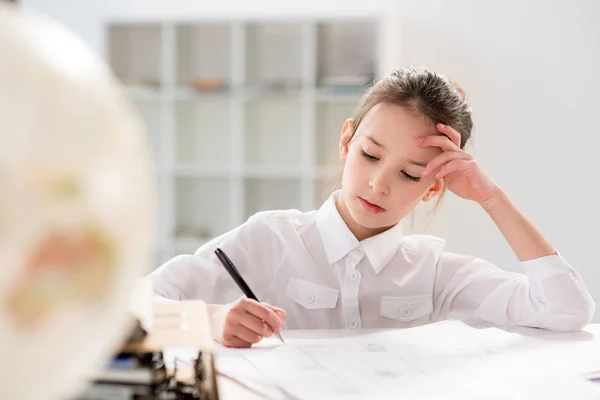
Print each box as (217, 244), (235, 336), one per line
(275, 332), (286, 344)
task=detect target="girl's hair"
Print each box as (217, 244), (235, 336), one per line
(347, 66), (473, 148)
(323, 66), (473, 225)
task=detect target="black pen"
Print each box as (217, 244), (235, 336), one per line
(214, 247), (286, 344)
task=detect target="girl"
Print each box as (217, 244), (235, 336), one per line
(149, 67), (594, 348)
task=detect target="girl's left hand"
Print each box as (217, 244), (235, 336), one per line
(416, 123), (500, 205)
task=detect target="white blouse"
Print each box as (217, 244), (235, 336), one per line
(149, 192), (595, 332)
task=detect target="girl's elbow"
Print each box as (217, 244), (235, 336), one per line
(571, 302), (595, 331)
(549, 303), (595, 332)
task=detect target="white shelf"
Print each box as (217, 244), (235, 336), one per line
(317, 20), (378, 89)
(316, 89), (363, 103)
(242, 86), (304, 101)
(244, 95), (303, 167)
(173, 165), (232, 178)
(176, 23), (230, 90)
(315, 178), (336, 207)
(175, 177), (233, 243)
(246, 22), (304, 88)
(130, 100), (162, 165)
(173, 236), (210, 255)
(315, 101), (357, 167)
(244, 178), (302, 218)
(175, 97), (232, 166)
(173, 87), (230, 101)
(107, 19), (380, 265)
(109, 24), (162, 87)
(243, 165), (306, 180)
(126, 86), (163, 101)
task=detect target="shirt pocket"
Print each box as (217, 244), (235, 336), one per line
(285, 278), (339, 310)
(380, 294), (433, 322)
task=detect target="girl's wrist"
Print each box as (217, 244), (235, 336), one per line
(479, 186), (509, 213)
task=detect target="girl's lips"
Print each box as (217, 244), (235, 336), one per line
(359, 197), (385, 214)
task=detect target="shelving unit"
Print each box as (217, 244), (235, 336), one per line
(107, 19), (381, 265)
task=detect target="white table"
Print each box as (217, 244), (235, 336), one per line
(215, 322), (600, 399)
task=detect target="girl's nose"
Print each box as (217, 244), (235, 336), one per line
(369, 171), (390, 195)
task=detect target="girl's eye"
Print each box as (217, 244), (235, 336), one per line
(361, 150), (378, 161)
(402, 171), (421, 182)
(361, 149), (420, 182)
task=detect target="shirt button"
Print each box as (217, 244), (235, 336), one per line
(349, 320), (359, 328)
(306, 293), (315, 304)
(350, 273), (358, 280)
(402, 308), (412, 317)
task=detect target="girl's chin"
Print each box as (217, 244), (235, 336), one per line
(351, 209), (394, 230)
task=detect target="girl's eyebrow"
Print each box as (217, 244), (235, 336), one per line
(366, 135), (427, 167)
(366, 135), (384, 148)
(409, 160), (428, 167)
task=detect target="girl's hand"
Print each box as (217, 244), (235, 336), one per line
(416, 123), (500, 206)
(211, 298), (286, 348)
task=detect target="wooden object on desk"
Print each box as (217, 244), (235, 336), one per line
(124, 300), (215, 353)
(124, 300), (219, 400)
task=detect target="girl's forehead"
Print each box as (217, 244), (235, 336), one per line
(360, 103), (439, 140)
(356, 103), (444, 161)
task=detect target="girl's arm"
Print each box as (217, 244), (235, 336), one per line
(148, 214), (286, 347)
(419, 124), (594, 331)
(481, 188), (555, 261)
(419, 123), (556, 263)
(149, 215), (277, 303)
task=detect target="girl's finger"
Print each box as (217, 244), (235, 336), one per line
(231, 323), (263, 345)
(415, 134), (460, 152)
(264, 304), (287, 320)
(237, 311), (274, 337)
(435, 159), (474, 179)
(423, 151), (472, 178)
(436, 123), (462, 148)
(238, 298), (284, 332)
(222, 333), (252, 348)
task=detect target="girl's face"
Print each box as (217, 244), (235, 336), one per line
(337, 102), (445, 240)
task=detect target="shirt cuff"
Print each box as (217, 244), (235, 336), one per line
(520, 252), (577, 280)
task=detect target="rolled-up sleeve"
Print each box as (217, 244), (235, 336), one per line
(148, 214), (278, 304)
(434, 252), (595, 332)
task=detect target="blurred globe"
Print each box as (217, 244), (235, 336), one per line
(0, 3), (155, 400)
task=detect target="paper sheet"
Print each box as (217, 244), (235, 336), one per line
(214, 321), (600, 400)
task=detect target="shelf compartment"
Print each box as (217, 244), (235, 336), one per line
(315, 102), (357, 167)
(246, 22), (304, 91)
(244, 96), (303, 167)
(244, 178), (302, 218)
(132, 100), (162, 166)
(314, 178), (336, 208)
(173, 164), (232, 178)
(317, 20), (377, 90)
(175, 97), (232, 166)
(108, 24), (162, 88)
(174, 177), (232, 249)
(243, 165), (304, 180)
(176, 24), (231, 92)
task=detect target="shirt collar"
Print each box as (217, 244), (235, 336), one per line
(316, 191), (403, 274)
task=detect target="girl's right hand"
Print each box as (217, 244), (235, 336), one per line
(211, 298), (286, 348)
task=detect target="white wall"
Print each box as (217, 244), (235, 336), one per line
(21, 0), (393, 58)
(390, 0), (600, 322)
(21, 0), (600, 321)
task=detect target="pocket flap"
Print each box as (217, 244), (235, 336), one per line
(380, 295), (433, 322)
(286, 278), (339, 310)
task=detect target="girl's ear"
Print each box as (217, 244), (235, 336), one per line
(422, 179), (445, 201)
(339, 119), (354, 163)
